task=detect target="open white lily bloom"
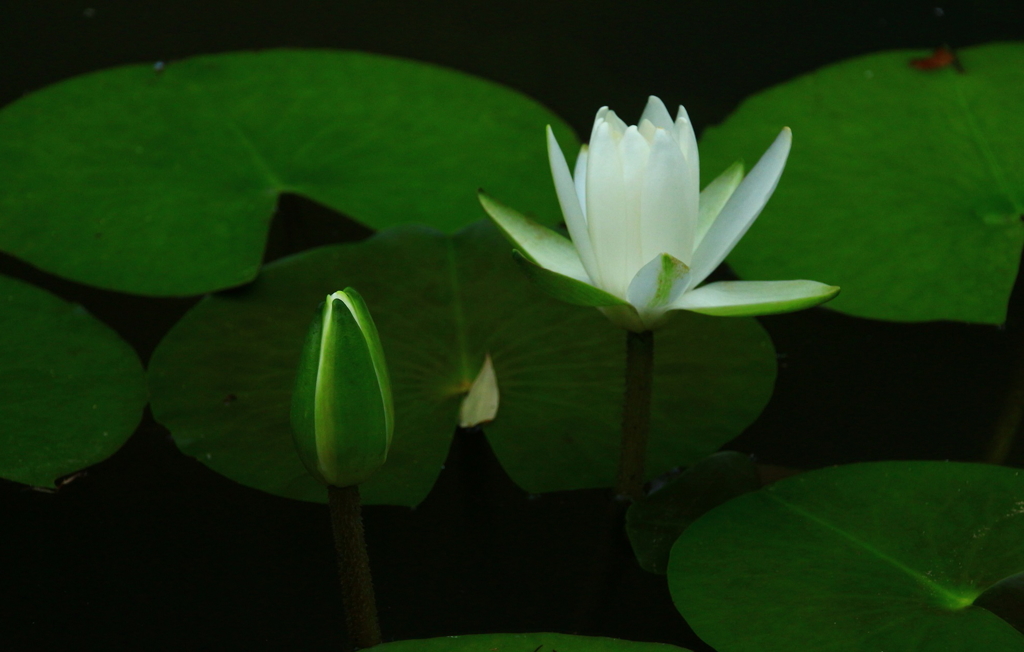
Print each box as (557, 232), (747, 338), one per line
(479, 96), (839, 331)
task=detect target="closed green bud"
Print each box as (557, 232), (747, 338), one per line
(291, 288), (394, 488)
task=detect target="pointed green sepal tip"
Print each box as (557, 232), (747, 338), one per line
(290, 287), (394, 488)
(511, 250), (630, 308)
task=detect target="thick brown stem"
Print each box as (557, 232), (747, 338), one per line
(615, 330), (654, 501)
(328, 485), (381, 650)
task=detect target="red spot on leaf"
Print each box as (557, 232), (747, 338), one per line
(909, 46), (963, 72)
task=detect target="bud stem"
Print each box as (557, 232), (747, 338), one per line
(327, 485), (381, 650)
(615, 329), (654, 500)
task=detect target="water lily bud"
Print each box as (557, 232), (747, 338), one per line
(291, 288), (394, 488)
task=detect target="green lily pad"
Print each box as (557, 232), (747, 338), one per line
(699, 42), (1024, 324)
(376, 632), (689, 651)
(667, 461), (1024, 652)
(626, 451), (761, 574)
(0, 274), (147, 486)
(0, 49), (576, 296)
(147, 221), (776, 506)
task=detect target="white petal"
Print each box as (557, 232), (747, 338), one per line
(586, 122), (630, 297)
(573, 144), (588, 218)
(477, 191), (590, 282)
(689, 127), (791, 286)
(590, 106), (609, 143)
(619, 126), (649, 285)
(674, 106), (700, 252)
(626, 253), (691, 328)
(547, 126), (600, 283)
(459, 354), (499, 427)
(669, 279), (839, 316)
(602, 109), (629, 142)
(674, 105), (700, 169)
(640, 96), (675, 134)
(695, 162), (744, 249)
(638, 118), (657, 143)
(640, 129), (693, 267)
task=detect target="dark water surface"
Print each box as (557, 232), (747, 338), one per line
(2, 1), (1024, 650)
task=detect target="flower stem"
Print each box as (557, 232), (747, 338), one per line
(985, 326), (1024, 465)
(327, 484), (381, 650)
(616, 329), (654, 500)
(570, 494), (629, 631)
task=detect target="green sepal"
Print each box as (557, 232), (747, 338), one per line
(290, 300), (328, 485)
(478, 190), (588, 280)
(512, 250), (630, 308)
(340, 288), (394, 450)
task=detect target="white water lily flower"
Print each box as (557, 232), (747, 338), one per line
(479, 96), (839, 331)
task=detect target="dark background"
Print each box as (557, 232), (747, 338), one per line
(2, 1), (1024, 650)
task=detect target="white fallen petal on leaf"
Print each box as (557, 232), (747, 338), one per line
(459, 354), (499, 428)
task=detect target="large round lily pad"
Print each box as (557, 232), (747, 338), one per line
(148, 221), (776, 506)
(668, 461), (1024, 651)
(376, 632), (689, 652)
(0, 49), (576, 296)
(0, 274), (147, 486)
(699, 42), (1024, 324)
